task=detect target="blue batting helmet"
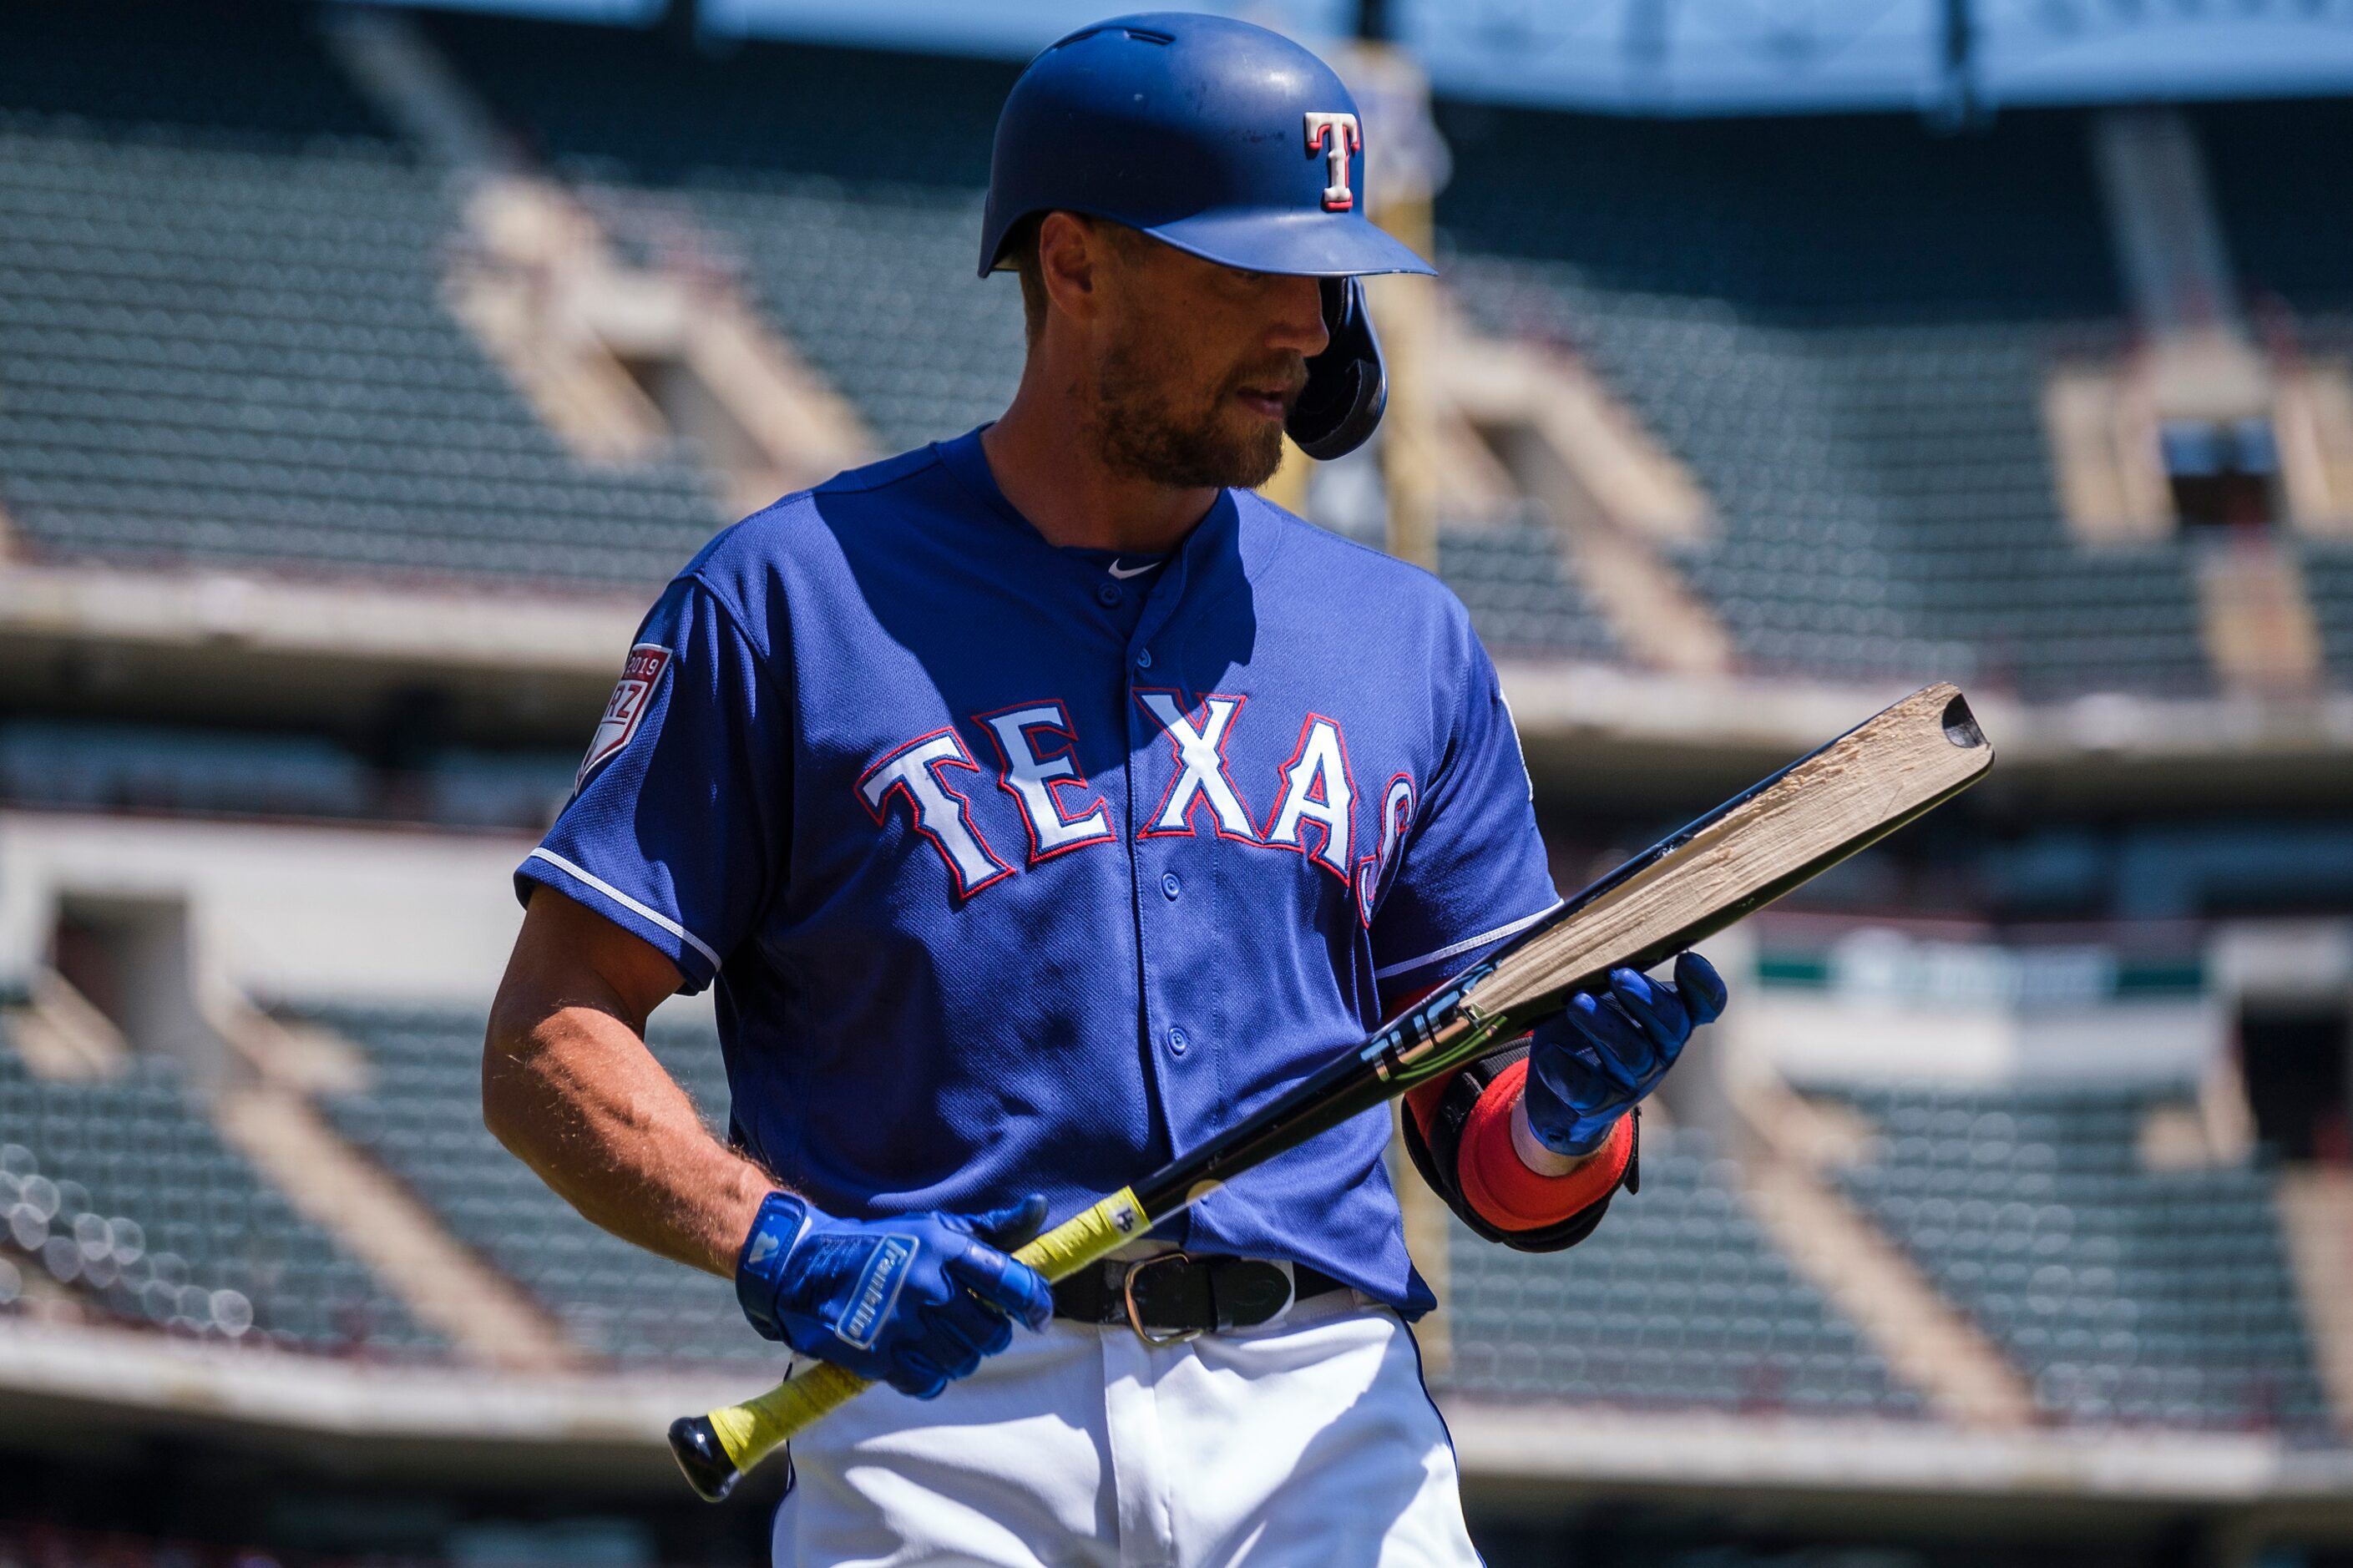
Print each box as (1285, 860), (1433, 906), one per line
(980, 13), (1433, 460)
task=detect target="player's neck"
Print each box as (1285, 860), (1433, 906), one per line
(982, 391), (1219, 557)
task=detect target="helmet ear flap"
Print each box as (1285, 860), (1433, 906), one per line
(1285, 277), (1387, 463)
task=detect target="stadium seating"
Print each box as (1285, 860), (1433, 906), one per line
(1436, 104), (2219, 699)
(2181, 101), (2353, 689)
(2301, 544), (2353, 691)
(0, 721), (372, 822)
(0, 4), (2330, 696)
(425, 13), (2258, 698)
(0, 721), (578, 831)
(1438, 514), (1622, 661)
(422, 747), (579, 832)
(0, 1024), (438, 1355)
(309, 1004), (769, 1368)
(2195, 99), (2353, 316)
(1824, 1081), (2330, 1435)
(305, 1000), (1905, 1409)
(1439, 1126), (1923, 1418)
(0, 0), (725, 590)
(422, 10), (1024, 458)
(6, 989), (2330, 1437)
(427, 18), (1630, 665)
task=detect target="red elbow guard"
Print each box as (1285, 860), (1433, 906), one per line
(1455, 1059), (1636, 1232)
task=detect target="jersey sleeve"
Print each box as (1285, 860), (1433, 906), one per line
(514, 574), (789, 994)
(1369, 630), (1559, 997)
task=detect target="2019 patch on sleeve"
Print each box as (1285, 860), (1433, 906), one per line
(577, 643), (672, 789)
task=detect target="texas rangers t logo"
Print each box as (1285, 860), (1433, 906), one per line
(1303, 111), (1360, 211)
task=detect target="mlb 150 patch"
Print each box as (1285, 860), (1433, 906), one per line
(578, 643), (671, 788)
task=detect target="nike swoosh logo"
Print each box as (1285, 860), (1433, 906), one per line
(1107, 559), (1159, 579)
(746, 1233), (778, 1266)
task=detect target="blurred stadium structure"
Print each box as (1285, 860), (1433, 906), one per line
(3, 0), (2353, 1563)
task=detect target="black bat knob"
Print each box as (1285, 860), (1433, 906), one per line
(669, 1415), (741, 1502)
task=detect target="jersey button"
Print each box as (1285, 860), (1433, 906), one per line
(1161, 872), (1182, 900)
(1166, 1025), (1190, 1057)
(1136, 648), (1153, 670)
(1096, 582), (1121, 608)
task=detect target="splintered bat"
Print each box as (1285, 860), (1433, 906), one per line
(669, 681), (1995, 1500)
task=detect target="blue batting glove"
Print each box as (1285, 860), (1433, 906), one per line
(1522, 950), (1728, 1158)
(734, 1190), (1055, 1399)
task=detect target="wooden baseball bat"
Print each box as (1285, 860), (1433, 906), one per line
(669, 682), (1994, 1500)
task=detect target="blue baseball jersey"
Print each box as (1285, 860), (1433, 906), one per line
(518, 428), (1559, 1313)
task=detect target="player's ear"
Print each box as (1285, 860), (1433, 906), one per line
(1036, 210), (1104, 325)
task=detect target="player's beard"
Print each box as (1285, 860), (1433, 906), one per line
(1089, 328), (1298, 491)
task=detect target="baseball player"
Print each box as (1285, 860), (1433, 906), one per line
(484, 13), (1725, 1565)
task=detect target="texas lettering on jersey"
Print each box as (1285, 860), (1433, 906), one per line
(858, 694), (1409, 923)
(518, 430), (1563, 1314)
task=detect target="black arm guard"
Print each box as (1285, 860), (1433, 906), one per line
(1399, 1040), (1640, 1253)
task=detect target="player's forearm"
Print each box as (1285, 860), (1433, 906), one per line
(483, 999), (773, 1278)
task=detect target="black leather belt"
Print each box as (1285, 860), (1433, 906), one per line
(1051, 1252), (1349, 1344)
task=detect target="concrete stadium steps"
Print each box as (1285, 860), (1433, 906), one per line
(2307, 539), (2353, 690)
(1820, 1081), (2331, 1436)
(634, 180), (1023, 458)
(2279, 1168), (2353, 1437)
(1434, 99), (2214, 701)
(212, 1079), (575, 1373)
(1442, 259), (1983, 688)
(420, 8), (1024, 457)
(306, 1004), (768, 1370)
(1743, 1156), (2038, 1429)
(2259, 307), (2353, 690)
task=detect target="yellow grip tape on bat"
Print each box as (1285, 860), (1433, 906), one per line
(702, 1186), (1148, 1468)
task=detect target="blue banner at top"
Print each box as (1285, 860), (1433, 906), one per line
(361, 0), (2353, 114)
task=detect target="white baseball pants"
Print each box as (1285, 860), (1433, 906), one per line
(769, 1289), (1483, 1568)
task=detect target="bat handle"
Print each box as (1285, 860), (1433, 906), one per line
(669, 1186), (1150, 1500)
(670, 1360), (868, 1500)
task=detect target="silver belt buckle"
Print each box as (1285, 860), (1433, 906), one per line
(1121, 1251), (1204, 1346)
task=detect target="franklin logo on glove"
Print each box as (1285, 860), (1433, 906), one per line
(839, 1237), (916, 1350)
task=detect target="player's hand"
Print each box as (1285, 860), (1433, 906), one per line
(1521, 950), (1727, 1158)
(733, 1190), (1055, 1399)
